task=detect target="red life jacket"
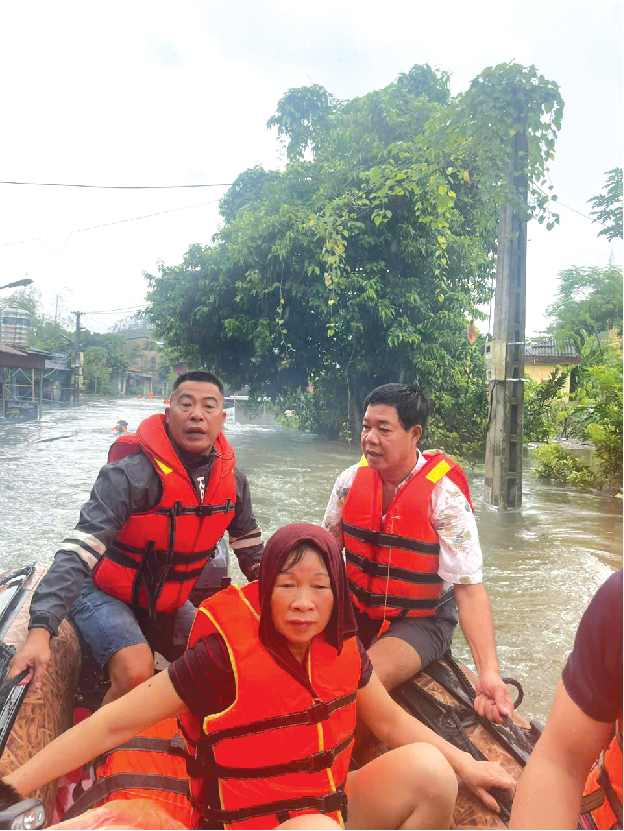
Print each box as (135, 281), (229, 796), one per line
(343, 452), (472, 620)
(94, 413), (236, 618)
(63, 717), (194, 828)
(178, 582), (360, 830)
(580, 714), (623, 830)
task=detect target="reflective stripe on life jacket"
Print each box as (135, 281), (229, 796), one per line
(94, 413), (236, 619)
(580, 714), (623, 830)
(178, 582), (360, 830)
(343, 452), (472, 620)
(63, 718), (194, 828)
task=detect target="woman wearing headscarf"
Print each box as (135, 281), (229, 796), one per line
(3, 524), (514, 829)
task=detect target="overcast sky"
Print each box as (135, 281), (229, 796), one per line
(1, 0), (621, 339)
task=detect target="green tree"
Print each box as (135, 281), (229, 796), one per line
(523, 368), (570, 443)
(545, 265), (623, 351)
(82, 331), (129, 373)
(83, 346), (111, 394)
(147, 63), (563, 440)
(588, 167), (623, 242)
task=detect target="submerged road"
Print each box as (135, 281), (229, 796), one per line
(0, 397), (621, 722)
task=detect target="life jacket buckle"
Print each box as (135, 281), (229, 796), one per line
(307, 748), (334, 772)
(196, 505), (215, 517)
(307, 701), (330, 724)
(172, 500), (183, 517)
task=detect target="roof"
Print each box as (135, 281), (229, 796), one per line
(525, 338), (578, 358)
(0, 344), (27, 356)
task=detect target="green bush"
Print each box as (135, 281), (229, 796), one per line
(532, 444), (599, 488)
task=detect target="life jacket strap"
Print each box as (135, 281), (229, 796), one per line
(195, 783), (348, 826)
(342, 521), (440, 555)
(200, 732), (353, 780)
(191, 691), (357, 748)
(63, 772), (190, 821)
(91, 733), (190, 770)
(596, 749), (623, 828)
(349, 580), (454, 611)
(111, 539), (217, 566)
(346, 549), (444, 584)
(156, 499), (235, 518)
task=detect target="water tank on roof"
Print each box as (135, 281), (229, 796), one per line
(1, 307), (31, 349)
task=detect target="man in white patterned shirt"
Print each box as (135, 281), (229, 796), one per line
(323, 383), (513, 723)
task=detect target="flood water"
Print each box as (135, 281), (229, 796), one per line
(0, 398), (621, 723)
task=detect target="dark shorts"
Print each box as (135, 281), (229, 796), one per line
(355, 595), (458, 670)
(71, 581), (196, 668)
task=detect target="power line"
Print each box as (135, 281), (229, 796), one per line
(556, 201), (595, 221)
(1, 199), (222, 250)
(0, 181), (234, 189)
(81, 305), (147, 314)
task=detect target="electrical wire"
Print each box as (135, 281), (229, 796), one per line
(81, 305), (147, 314)
(0, 114), (601, 253)
(1, 199), (222, 251)
(0, 181), (234, 189)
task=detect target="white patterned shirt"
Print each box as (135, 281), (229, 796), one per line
(322, 451), (483, 586)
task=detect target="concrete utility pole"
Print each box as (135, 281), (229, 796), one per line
(73, 310), (82, 405)
(484, 130), (528, 511)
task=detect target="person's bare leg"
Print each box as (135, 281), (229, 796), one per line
(278, 815), (341, 829)
(101, 643), (154, 706)
(367, 637), (422, 691)
(347, 743), (457, 829)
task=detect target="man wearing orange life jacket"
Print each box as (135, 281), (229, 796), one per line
(510, 569), (622, 830)
(323, 383), (513, 723)
(9, 371), (263, 705)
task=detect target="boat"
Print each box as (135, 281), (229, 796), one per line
(350, 653), (541, 829)
(0, 564), (80, 825)
(0, 561), (541, 829)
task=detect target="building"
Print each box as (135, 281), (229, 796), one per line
(524, 338), (580, 395)
(110, 325), (167, 396)
(0, 344), (73, 418)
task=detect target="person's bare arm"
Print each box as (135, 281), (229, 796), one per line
(4, 669), (187, 798)
(357, 671), (515, 813)
(510, 681), (613, 829)
(454, 582), (513, 722)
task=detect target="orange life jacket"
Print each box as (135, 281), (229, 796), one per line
(343, 452), (472, 621)
(63, 718), (194, 828)
(94, 413), (236, 619)
(581, 715), (623, 830)
(178, 582), (360, 830)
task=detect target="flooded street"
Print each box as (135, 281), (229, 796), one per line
(0, 397), (621, 723)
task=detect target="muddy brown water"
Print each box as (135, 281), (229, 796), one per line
(0, 398), (621, 723)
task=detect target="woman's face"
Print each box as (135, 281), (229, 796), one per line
(270, 548), (335, 662)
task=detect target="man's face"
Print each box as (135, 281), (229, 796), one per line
(165, 381), (226, 455)
(360, 404), (422, 479)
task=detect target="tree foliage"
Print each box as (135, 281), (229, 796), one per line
(147, 62), (563, 439)
(588, 167), (623, 242)
(545, 265), (623, 350)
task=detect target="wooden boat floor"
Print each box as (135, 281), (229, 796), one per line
(351, 660), (527, 830)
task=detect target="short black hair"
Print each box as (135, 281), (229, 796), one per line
(172, 371), (224, 396)
(363, 383), (429, 432)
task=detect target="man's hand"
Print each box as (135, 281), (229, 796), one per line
(474, 668), (514, 724)
(454, 583), (513, 723)
(456, 756), (516, 813)
(8, 629), (52, 691)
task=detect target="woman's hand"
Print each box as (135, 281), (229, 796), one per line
(456, 757), (516, 813)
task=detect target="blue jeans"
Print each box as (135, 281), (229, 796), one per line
(71, 580), (196, 667)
